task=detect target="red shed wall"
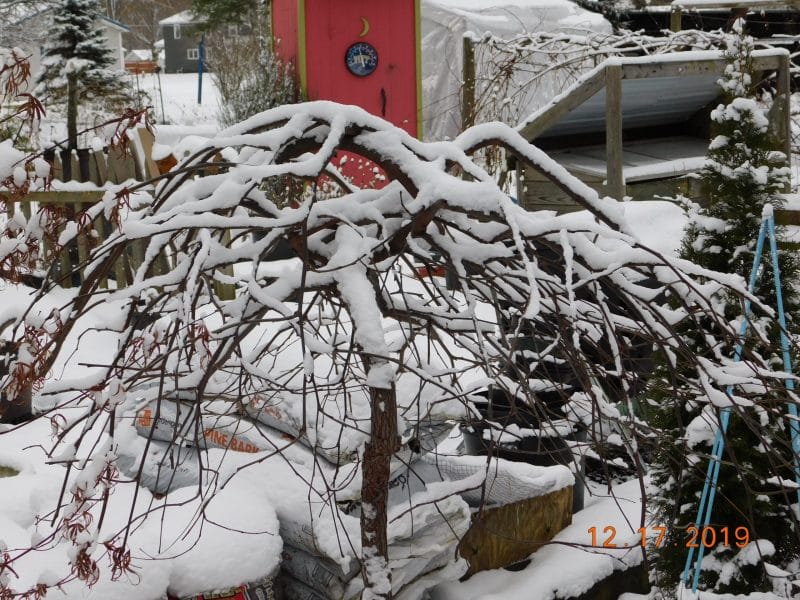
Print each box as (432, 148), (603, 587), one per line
(302, 0), (419, 137)
(271, 0), (299, 70)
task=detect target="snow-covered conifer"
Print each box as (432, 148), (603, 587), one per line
(35, 0), (130, 148)
(649, 20), (800, 596)
(682, 20), (793, 289)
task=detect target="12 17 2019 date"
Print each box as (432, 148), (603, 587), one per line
(588, 525), (751, 548)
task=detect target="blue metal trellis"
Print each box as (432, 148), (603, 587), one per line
(682, 207), (800, 594)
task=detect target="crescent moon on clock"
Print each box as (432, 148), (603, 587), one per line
(359, 17), (370, 37)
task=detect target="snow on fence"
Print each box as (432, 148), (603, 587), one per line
(0, 128), (236, 298)
(3, 190), (145, 291)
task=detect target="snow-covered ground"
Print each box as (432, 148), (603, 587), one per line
(135, 72), (220, 128)
(433, 479), (646, 600)
(136, 72), (221, 162)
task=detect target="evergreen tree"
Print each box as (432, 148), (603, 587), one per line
(35, 0), (129, 148)
(681, 24), (794, 303)
(648, 20), (800, 596)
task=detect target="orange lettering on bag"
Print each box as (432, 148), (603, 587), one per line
(137, 409), (152, 428)
(262, 405), (282, 420)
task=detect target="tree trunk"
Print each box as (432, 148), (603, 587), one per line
(360, 361), (400, 600)
(67, 72), (79, 151)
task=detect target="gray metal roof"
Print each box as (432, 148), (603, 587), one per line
(538, 72), (721, 138)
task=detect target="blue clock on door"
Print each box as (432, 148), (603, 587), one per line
(345, 42), (379, 77)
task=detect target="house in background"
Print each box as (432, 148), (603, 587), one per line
(159, 10), (205, 74)
(97, 15), (129, 70)
(0, 9), (129, 82)
(158, 10), (254, 73)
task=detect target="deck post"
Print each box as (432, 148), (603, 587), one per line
(670, 7), (682, 31)
(462, 36), (476, 131)
(605, 63), (625, 201)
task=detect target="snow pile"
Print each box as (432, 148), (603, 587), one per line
(0, 385), (281, 600)
(420, 452), (573, 506)
(0, 289), (283, 600)
(122, 400), (473, 600)
(126, 391), (571, 598)
(130, 394), (453, 497)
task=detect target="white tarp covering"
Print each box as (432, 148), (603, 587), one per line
(421, 0), (612, 141)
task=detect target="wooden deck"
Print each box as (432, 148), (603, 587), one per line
(517, 49), (791, 210)
(550, 136), (709, 183)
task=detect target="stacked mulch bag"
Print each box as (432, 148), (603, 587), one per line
(124, 388), (573, 600)
(167, 574), (278, 600)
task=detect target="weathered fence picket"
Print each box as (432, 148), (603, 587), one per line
(0, 128), (233, 295)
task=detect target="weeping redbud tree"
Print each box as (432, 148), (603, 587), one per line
(1, 101), (798, 599)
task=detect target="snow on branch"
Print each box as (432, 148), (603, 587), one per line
(0, 101), (796, 598)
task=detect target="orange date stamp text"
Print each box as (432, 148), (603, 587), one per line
(588, 525), (751, 549)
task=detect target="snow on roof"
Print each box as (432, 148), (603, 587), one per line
(424, 0), (608, 37)
(99, 14), (130, 32)
(125, 49), (153, 62)
(159, 10), (204, 26)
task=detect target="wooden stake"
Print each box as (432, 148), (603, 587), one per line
(605, 63), (625, 201)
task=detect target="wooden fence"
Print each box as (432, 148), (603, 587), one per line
(0, 129), (238, 299)
(0, 128), (184, 293)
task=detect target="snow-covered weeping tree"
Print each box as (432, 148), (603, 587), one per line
(648, 20), (800, 596)
(0, 102), (797, 598)
(35, 0), (130, 149)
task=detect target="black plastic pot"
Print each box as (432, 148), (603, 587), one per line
(464, 391), (585, 513)
(262, 237), (296, 261)
(471, 387), (567, 430)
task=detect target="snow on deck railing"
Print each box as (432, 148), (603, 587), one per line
(463, 28), (732, 143)
(517, 47), (789, 138)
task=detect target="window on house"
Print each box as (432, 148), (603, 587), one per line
(174, 24), (181, 39)
(187, 48), (199, 60)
